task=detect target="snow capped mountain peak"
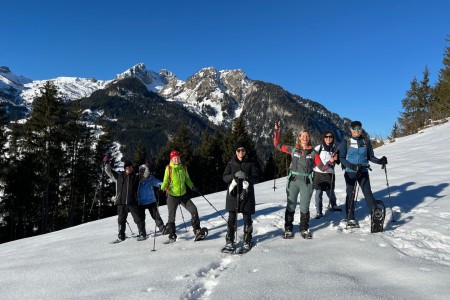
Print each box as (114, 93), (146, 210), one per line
(20, 77), (110, 105)
(115, 63), (170, 92)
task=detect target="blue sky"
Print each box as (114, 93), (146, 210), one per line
(3, 0), (450, 137)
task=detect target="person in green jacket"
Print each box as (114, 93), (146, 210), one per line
(160, 150), (202, 242)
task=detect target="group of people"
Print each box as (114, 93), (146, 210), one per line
(105, 119), (387, 247)
(274, 120), (388, 238)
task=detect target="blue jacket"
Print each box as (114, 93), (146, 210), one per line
(138, 175), (162, 205)
(340, 136), (382, 173)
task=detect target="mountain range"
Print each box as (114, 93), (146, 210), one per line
(0, 63), (352, 161)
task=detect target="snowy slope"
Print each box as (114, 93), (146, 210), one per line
(1, 120), (450, 299)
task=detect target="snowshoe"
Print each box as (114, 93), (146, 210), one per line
(194, 227), (208, 241)
(110, 238), (125, 244)
(300, 230), (313, 239)
(282, 230), (295, 239)
(164, 233), (177, 244)
(136, 234), (148, 241)
(221, 242), (236, 254)
(371, 200), (386, 233)
(241, 242), (252, 253)
(346, 219), (360, 229)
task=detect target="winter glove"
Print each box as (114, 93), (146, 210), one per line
(348, 163), (362, 171)
(234, 171), (246, 180)
(242, 180), (249, 190)
(228, 179), (237, 193)
(103, 156), (109, 162)
(379, 156), (388, 165)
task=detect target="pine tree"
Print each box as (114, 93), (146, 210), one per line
(432, 36), (450, 119)
(62, 100), (99, 225)
(194, 128), (226, 193)
(0, 102), (8, 177)
(222, 116), (257, 164)
(388, 122), (401, 141)
(23, 80), (67, 234)
(133, 140), (147, 168)
(89, 123), (116, 221)
(398, 67), (434, 135)
(262, 153), (276, 181)
(156, 125), (194, 177)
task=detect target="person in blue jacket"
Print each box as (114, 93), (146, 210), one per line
(138, 161), (167, 235)
(339, 120), (388, 227)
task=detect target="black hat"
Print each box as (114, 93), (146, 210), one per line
(350, 120), (362, 128)
(123, 161), (133, 168)
(234, 141), (246, 151)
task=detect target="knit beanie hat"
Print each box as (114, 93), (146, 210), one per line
(170, 150), (180, 160)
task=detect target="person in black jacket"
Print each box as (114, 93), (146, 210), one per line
(222, 142), (259, 252)
(104, 157), (146, 241)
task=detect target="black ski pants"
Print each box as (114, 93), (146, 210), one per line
(166, 194), (200, 234)
(117, 204), (145, 235)
(142, 203), (164, 230)
(344, 171), (376, 220)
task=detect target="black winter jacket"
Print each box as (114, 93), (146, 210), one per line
(223, 155), (259, 214)
(105, 164), (140, 205)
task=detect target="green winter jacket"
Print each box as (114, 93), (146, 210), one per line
(160, 162), (194, 197)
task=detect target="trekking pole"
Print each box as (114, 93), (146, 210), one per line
(179, 205), (188, 232)
(151, 192), (160, 252)
(126, 220), (135, 236)
(382, 164), (395, 222)
(89, 162), (103, 220)
(195, 190), (227, 223)
(235, 179), (241, 242)
(273, 121), (279, 192)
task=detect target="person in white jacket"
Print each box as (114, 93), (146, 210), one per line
(313, 131), (342, 219)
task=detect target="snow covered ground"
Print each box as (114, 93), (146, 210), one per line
(1, 120), (450, 299)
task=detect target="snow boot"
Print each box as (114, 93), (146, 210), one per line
(191, 213), (200, 232)
(283, 230), (295, 239)
(118, 224), (126, 241)
(300, 229), (313, 239)
(243, 224), (253, 251)
(168, 233), (177, 242)
(194, 227), (208, 241)
(347, 219), (360, 228)
(300, 212), (310, 232)
(221, 242), (236, 253)
(284, 209), (295, 232)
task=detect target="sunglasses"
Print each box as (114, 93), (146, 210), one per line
(352, 127), (362, 131)
(236, 148), (246, 152)
(324, 135), (333, 138)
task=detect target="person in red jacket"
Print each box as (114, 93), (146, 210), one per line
(274, 122), (338, 239)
